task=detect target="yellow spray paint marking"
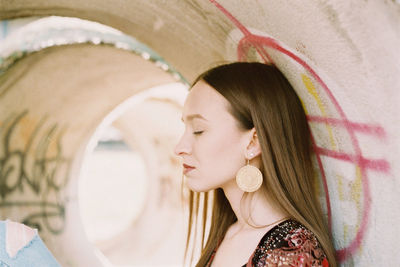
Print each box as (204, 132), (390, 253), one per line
(337, 174), (345, 201)
(302, 73), (338, 199)
(302, 74), (364, 247)
(351, 166), (362, 208)
(351, 166), (362, 234)
(343, 223), (348, 242)
(302, 74), (337, 150)
(299, 98), (309, 115)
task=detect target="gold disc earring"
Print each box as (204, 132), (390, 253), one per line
(235, 154), (263, 193)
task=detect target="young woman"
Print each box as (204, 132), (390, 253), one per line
(174, 62), (336, 266)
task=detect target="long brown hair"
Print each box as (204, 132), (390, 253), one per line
(184, 62), (337, 266)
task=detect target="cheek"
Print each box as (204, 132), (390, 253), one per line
(195, 129), (245, 182)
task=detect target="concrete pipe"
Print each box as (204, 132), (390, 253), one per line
(0, 1), (400, 266)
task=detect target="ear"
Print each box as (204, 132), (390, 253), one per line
(245, 128), (262, 160)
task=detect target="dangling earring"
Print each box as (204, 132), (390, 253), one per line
(236, 154), (263, 193)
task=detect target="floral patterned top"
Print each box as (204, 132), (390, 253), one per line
(206, 219), (329, 267)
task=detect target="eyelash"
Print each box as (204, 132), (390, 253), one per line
(193, 131), (204, 135)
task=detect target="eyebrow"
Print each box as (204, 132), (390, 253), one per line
(181, 114), (208, 122)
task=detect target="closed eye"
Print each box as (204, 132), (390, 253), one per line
(193, 131), (204, 135)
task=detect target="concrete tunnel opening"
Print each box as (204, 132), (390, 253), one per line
(0, 16), (190, 266)
(79, 82), (189, 266)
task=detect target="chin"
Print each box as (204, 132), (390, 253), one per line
(185, 177), (215, 193)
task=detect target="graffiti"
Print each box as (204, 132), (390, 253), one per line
(0, 110), (70, 235)
(306, 115), (387, 138)
(208, 0), (391, 262)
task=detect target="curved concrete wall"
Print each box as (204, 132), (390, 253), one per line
(0, 1), (399, 266)
(0, 43), (178, 266)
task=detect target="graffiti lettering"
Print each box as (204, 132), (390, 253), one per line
(0, 111), (70, 234)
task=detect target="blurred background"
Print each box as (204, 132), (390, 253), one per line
(0, 16), (189, 266)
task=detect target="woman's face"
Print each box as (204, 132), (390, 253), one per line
(174, 81), (251, 192)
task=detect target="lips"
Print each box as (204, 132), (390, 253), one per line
(183, 163), (195, 175)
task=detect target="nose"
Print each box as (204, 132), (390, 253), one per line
(174, 133), (191, 156)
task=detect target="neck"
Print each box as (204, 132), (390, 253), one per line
(221, 179), (288, 230)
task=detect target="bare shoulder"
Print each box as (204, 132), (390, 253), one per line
(250, 219), (329, 267)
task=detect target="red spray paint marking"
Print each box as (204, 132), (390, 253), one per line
(209, 0), (390, 262)
(307, 115), (386, 138)
(315, 146), (390, 173)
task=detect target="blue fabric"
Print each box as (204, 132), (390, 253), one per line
(0, 221), (61, 267)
